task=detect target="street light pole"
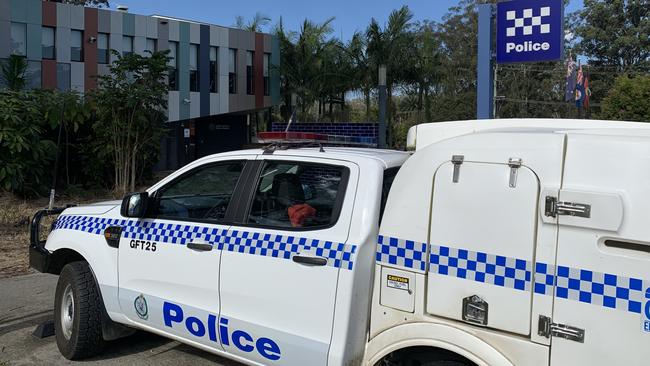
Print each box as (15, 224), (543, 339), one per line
(378, 65), (387, 149)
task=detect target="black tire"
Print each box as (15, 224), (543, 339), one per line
(54, 261), (105, 359)
(421, 362), (470, 366)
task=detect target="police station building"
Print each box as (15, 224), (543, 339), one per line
(0, 0), (281, 169)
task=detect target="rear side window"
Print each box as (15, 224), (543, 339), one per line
(154, 161), (245, 221)
(380, 167), (400, 223)
(247, 161), (348, 229)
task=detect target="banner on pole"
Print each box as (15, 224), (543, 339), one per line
(496, 0), (564, 64)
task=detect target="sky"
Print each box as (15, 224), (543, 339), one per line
(105, 0), (584, 40)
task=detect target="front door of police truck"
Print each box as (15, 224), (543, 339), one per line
(218, 157), (358, 365)
(117, 158), (250, 351)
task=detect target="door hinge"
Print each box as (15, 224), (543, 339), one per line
(507, 157), (522, 188)
(538, 315), (585, 343)
(544, 196), (591, 218)
(451, 155), (464, 183)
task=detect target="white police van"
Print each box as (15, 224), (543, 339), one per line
(30, 119), (650, 366)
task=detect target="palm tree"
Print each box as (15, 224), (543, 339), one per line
(366, 6), (414, 143)
(235, 12), (271, 33)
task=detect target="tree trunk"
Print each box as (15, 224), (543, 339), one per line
(365, 88), (371, 121)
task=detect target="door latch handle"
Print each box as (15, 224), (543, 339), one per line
(292, 255), (328, 266)
(186, 242), (213, 251)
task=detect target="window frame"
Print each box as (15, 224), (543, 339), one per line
(70, 29), (84, 62)
(41, 26), (55, 60)
(97, 33), (109, 64)
(10, 22), (27, 56)
(147, 160), (251, 225)
(246, 50), (254, 95)
(122, 35), (134, 57)
(228, 48), (237, 94)
(236, 160), (351, 232)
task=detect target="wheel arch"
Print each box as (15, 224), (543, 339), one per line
(365, 322), (514, 366)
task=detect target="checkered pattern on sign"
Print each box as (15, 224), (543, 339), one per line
(429, 244), (532, 292)
(53, 215), (356, 270)
(375, 235), (428, 272)
(506, 7), (551, 37)
(555, 265), (645, 314)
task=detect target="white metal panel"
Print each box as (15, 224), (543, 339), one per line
(55, 3), (71, 27)
(168, 91), (179, 121)
(168, 20), (179, 41)
(426, 161), (539, 336)
(109, 9), (122, 34)
(69, 4), (84, 30)
(134, 15), (147, 37)
(550, 133), (650, 366)
(410, 119), (650, 151)
(220, 156), (359, 366)
(55, 27), (71, 62)
(209, 93), (220, 115)
(133, 36), (146, 56)
(146, 17), (158, 39)
(189, 92), (200, 118)
(109, 33), (122, 63)
(190, 22), (200, 44)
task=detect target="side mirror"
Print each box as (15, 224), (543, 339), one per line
(120, 192), (149, 218)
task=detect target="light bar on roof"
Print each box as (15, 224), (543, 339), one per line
(257, 132), (376, 147)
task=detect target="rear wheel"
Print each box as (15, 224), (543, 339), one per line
(54, 261), (105, 359)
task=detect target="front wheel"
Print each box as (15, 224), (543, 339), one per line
(54, 261), (105, 359)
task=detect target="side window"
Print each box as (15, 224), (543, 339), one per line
(380, 167), (400, 223)
(154, 161), (245, 221)
(247, 161), (348, 229)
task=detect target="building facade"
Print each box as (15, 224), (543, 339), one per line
(0, 0), (280, 169)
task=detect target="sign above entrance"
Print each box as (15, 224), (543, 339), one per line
(496, 0), (564, 63)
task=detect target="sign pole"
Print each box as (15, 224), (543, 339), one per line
(477, 4), (495, 120)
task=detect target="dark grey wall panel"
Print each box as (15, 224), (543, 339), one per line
(199, 24), (210, 117)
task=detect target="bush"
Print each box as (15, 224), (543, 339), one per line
(599, 75), (650, 122)
(0, 91), (57, 196)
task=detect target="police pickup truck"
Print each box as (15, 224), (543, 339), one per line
(29, 119), (650, 366)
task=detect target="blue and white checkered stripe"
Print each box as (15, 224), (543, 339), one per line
(376, 235), (427, 272)
(54, 215), (357, 270)
(553, 264), (646, 314)
(376, 235), (648, 315)
(429, 244), (532, 292)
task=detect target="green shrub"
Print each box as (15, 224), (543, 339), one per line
(599, 75), (650, 122)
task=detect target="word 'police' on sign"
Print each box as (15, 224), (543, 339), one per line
(496, 0), (564, 64)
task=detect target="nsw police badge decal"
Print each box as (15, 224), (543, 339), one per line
(134, 294), (149, 320)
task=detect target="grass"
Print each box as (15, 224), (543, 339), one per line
(0, 190), (116, 278)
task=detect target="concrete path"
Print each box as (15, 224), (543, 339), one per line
(0, 274), (239, 365)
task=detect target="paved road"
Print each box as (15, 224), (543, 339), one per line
(0, 273), (239, 365)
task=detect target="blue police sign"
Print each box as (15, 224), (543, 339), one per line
(496, 0), (564, 63)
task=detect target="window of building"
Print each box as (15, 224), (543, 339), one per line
(145, 38), (156, 55)
(56, 62), (71, 91)
(228, 48), (237, 94)
(42, 27), (55, 60)
(156, 161), (245, 221)
(263, 53), (270, 96)
(122, 36), (133, 57)
(189, 43), (199, 92)
(168, 41), (178, 91)
(10, 23), (27, 56)
(246, 50), (254, 95)
(70, 30), (83, 61)
(25, 61), (42, 90)
(209, 46), (218, 93)
(247, 161), (348, 229)
(97, 33), (109, 64)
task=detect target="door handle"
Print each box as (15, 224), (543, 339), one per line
(187, 242), (213, 251)
(292, 255), (327, 266)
